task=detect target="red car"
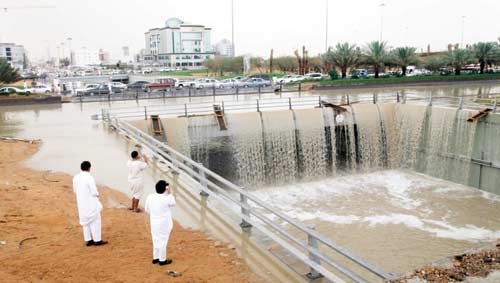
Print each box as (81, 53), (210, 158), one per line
(145, 78), (176, 91)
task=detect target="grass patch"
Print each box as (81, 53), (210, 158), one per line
(319, 73), (500, 87)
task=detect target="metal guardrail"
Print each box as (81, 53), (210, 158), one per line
(101, 111), (393, 283)
(93, 96), (326, 121)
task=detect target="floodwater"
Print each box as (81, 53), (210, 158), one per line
(1, 82), (500, 281)
(253, 170), (500, 275)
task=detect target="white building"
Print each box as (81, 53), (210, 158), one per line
(143, 17), (215, 68)
(71, 47), (100, 66)
(0, 43), (25, 70)
(215, 39), (234, 57)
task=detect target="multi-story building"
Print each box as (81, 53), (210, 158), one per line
(71, 47), (100, 66)
(143, 17), (215, 68)
(0, 43), (26, 70)
(215, 39), (234, 57)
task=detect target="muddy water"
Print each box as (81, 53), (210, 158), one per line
(253, 170), (500, 275)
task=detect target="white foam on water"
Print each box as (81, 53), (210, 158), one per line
(253, 170), (500, 243)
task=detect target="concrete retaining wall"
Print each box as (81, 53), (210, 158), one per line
(0, 96), (61, 106)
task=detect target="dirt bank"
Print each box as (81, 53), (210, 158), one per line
(0, 140), (261, 282)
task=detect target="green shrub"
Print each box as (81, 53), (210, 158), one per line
(328, 70), (340, 80)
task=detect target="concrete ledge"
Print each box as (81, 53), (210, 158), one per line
(0, 95), (62, 106)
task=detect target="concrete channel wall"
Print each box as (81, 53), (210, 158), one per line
(469, 112), (500, 194)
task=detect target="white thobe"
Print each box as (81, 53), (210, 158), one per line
(145, 193), (176, 261)
(127, 160), (148, 199)
(73, 171), (103, 242)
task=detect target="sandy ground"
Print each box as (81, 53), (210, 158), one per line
(0, 140), (262, 283)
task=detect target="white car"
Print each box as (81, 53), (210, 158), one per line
(304, 73), (325, 80)
(110, 82), (128, 90)
(277, 75), (305, 84)
(193, 79), (224, 89)
(0, 86), (30, 95)
(30, 84), (52, 94)
(220, 79), (239, 88)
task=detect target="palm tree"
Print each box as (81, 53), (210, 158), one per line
(363, 41), (388, 78)
(472, 42), (499, 74)
(444, 49), (472, 75)
(392, 47), (418, 76)
(324, 43), (360, 79)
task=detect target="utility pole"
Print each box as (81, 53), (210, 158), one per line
(379, 3), (386, 42)
(460, 16), (466, 48)
(325, 0), (329, 53)
(269, 49), (274, 73)
(231, 0), (235, 56)
(67, 37), (72, 65)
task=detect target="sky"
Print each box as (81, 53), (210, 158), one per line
(0, 0), (499, 61)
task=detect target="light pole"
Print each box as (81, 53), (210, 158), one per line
(325, 0), (329, 53)
(231, 0), (235, 56)
(67, 37), (72, 65)
(379, 3), (386, 42)
(460, 16), (466, 48)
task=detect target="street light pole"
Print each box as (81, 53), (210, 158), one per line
(379, 3), (386, 42)
(460, 16), (466, 48)
(67, 37), (72, 65)
(231, 0), (235, 56)
(325, 0), (329, 53)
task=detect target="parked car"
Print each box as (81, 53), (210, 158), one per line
(220, 79), (239, 88)
(109, 82), (128, 90)
(0, 86), (31, 95)
(194, 78), (224, 89)
(350, 69), (369, 78)
(75, 84), (100, 96)
(30, 84), (52, 94)
(277, 75), (305, 84)
(83, 84), (122, 96)
(304, 73), (325, 80)
(249, 74), (271, 81)
(240, 78), (272, 88)
(145, 78), (176, 91)
(127, 81), (150, 90)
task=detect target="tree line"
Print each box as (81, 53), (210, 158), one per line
(202, 37), (500, 79)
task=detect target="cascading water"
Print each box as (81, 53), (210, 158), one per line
(225, 112), (266, 187)
(154, 103), (480, 188)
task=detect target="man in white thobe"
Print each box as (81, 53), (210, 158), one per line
(73, 161), (108, 247)
(127, 150), (148, 212)
(145, 180), (176, 265)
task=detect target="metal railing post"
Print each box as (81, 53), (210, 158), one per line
(256, 99), (260, 112)
(144, 106), (147, 120)
(298, 83), (302, 95)
(198, 164), (209, 197)
(289, 97), (292, 110)
(240, 188), (252, 230)
(184, 103), (188, 116)
(258, 85), (261, 99)
(372, 93), (377, 104)
(305, 226), (323, 280)
(402, 93), (407, 104)
(189, 86), (192, 98)
(396, 92), (400, 103)
(318, 95), (322, 107)
(279, 83), (283, 98)
(458, 97), (464, 110)
(222, 101), (225, 114)
(493, 100), (498, 112)
(347, 94), (350, 105)
(428, 93), (433, 106)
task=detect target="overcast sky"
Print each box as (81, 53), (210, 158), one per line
(1, 0), (499, 61)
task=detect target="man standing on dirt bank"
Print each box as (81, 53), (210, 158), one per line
(145, 180), (176, 266)
(127, 150), (148, 212)
(73, 161), (108, 247)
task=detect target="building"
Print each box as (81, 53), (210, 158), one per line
(98, 49), (111, 64)
(143, 17), (215, 68)
(215, 39), (234, 57)
(71, 47), (100, 66)
(0, 43), (26, 70)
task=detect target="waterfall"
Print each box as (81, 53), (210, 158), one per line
(225, 112), (266, 187)
(153, 103), (481, 189)
(260, 111), (298, 185)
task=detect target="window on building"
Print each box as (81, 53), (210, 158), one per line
(181, 62), (188, 66)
